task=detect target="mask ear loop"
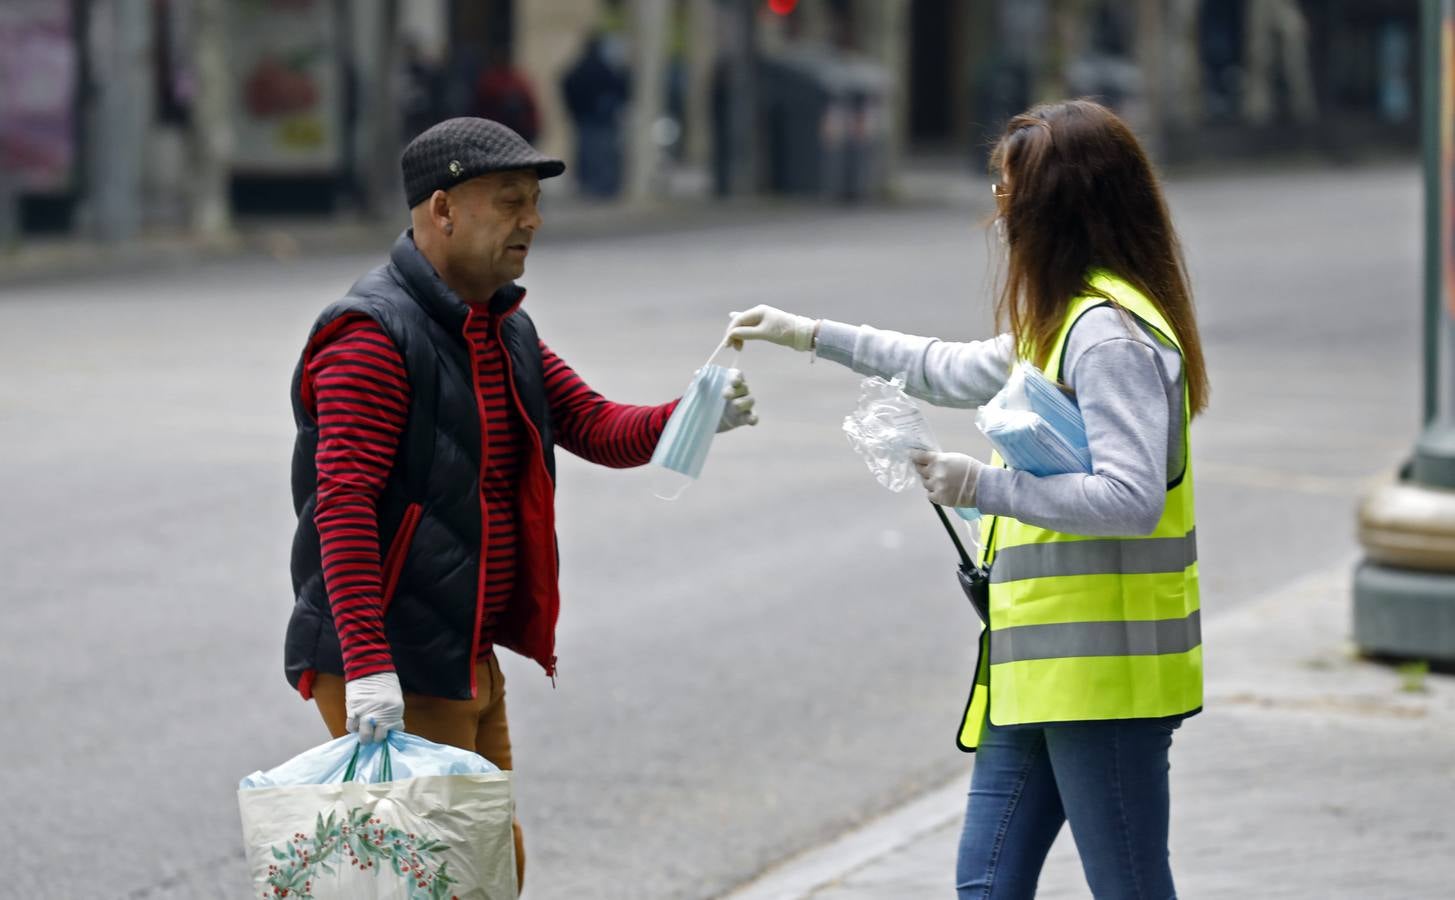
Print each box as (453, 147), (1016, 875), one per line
(704, 337), (739, 372)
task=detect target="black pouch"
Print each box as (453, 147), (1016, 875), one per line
(934, 503), (990, 624)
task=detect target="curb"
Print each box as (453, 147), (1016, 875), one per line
(716, 563), (1455, 900)
(0, 185), (989, 291)
(719, 779), (965, 900)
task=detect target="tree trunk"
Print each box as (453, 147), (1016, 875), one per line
(1135, 0), (1167, 160)
(359, 0), (403, 217)
(191, 0), (234, 244)
(87, 0), (151, 243)
(726, 0), (758, 196)
(626, 0), (668, 205)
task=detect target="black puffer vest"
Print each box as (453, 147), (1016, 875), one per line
(285, 231), (559, 700)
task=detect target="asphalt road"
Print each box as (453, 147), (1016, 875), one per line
(0, 162), (1421, 899)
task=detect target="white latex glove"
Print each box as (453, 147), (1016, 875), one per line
(345, 671), (405, 745)
(910, 449), (985, 508)
(726, 305), (818, 352)
(717, 368), (759, 432)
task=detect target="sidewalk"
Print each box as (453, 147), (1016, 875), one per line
(0, 195), (791, 288)
(724, 566), (1455, 899)
(0, 163), (991, 289)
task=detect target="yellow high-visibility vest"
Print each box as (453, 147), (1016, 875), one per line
(958, 271), (1202, 751)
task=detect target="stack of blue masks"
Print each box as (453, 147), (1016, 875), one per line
(976, 362), (1093, 476)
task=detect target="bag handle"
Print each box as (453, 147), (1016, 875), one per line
(342, 739), (394, 784)
(931, 501), (974, 568)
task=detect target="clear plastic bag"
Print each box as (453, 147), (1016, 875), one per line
(239, 732), (500, 790)
(975, 362), (1093, 476)
(842, 375), (982, 523)
(842, 374), (939, 493)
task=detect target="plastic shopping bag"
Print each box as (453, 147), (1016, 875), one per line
(842, 374), (980, 521)
(651, 339), (738, 500)
(238, 732), (516, 899)
(976, 362), (1093, 476)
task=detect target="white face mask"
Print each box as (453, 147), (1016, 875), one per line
(993, 217), (1008, 247)
(651, 341), (738, 499)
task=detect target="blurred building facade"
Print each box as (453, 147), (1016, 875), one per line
(0, 0), (1424, 241)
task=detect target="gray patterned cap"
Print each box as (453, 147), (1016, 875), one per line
(400, 117), (565, 208)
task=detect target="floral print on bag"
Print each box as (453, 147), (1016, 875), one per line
(261, 807), (459, 899)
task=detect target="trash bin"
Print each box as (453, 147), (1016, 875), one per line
(756, 50), (890, 201)
(837, 57), (891, 202)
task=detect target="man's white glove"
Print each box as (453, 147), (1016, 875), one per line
(726, 305), (818, 352)
(910, 449), (984, 508)
(718, 368), (759, 432)
(345, 671), (405, 745)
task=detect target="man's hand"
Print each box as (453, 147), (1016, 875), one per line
(718, 369), (759, 432)
(344, 671), (406, 744)
(726, 305), (817, 352)
(910, 449), (984, 508)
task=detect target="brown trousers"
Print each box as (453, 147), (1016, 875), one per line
(313, 654), (525, 892)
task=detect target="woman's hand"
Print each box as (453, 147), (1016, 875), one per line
(910, 449), (984, 508)
(726, 305), (818, 352)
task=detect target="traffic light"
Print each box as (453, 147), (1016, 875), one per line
(767, 0), (799, 15)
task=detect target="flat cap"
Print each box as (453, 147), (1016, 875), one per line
(401, 117), (565, 208)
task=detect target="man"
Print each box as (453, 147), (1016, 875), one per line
(560, 32), (630, 197)
(284, 118), (756, 890)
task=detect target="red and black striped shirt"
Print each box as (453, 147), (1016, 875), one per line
(306, 311), (676, 682)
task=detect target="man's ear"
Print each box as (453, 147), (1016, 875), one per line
(431, 190), (453, 236)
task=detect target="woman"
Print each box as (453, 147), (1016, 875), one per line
(727, 100), (1208, 899)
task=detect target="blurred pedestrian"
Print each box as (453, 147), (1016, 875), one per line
(560, 32), (631, 198)
(400, 39), (445, 142)
(728, 99), (1208, 899)
(1243, 0), (1317, 126)
(473, 44), (541, 144)
(283, 118), (757, 891)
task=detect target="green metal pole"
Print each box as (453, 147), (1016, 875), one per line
(1414, 0), (1455, 488)
(1423, 0), (1440, 429)
(1352, 0), (1455, 665)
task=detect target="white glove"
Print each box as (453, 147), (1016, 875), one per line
(910, 449), (984, 508)
(717, 368), (759, 432)
(345, 671), (405, 745)
(726, 305), (818, 352)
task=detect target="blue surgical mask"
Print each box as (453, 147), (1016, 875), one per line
(652, 342), (737, 499)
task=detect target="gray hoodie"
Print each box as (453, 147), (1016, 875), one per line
(813, 306), (1185, 537)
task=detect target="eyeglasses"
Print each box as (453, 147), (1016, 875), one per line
(991, 183), (1010, 200)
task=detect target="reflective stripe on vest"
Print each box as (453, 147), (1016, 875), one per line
(987, 609), (1201, 665)
(988, 529), (1198, 584)
(957, 271), (1202, 752)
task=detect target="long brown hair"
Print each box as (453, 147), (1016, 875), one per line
(990, 100), (1209, 417)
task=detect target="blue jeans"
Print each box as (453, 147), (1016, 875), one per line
(955, 716), (1181, 899)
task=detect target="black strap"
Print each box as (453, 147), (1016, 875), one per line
(932, 502), (974, 567)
